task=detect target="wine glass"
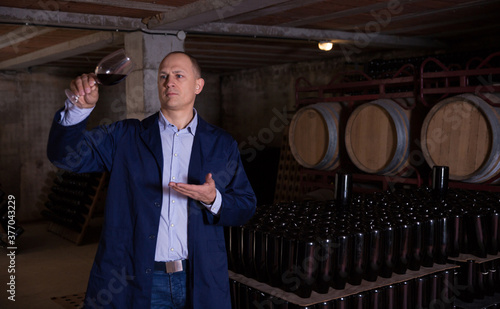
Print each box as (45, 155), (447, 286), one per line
(65, 48), (134, 104)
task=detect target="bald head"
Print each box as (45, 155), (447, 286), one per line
(162, 51), (202, 78)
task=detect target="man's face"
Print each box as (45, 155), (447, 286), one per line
(157, 53), (204, 112)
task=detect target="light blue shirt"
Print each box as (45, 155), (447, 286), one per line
(59, 100), (222, 262)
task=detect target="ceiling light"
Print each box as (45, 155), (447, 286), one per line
(318, 41), (333, 51)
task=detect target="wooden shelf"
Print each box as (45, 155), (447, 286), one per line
(229, 263), (459, 306)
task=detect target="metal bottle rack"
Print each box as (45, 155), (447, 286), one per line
(292, 51), (500, 194)
(294, 63), (423, 194)
(295, 63), (418, 108)
(419, 51), (500, 107)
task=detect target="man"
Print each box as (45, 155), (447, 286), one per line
(47, 51), (257, 308)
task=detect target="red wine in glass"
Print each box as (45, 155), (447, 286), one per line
(96, 74), (127, 86)
(65, 48), (134, 104)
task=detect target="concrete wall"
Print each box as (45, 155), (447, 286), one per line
(0, 68), (129, 221)
(0, 69), (69, 221)
(0, 73), (22, 219)
(221, 59), (349, 153)
(194, 72), (221, 127)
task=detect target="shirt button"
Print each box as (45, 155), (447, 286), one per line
(172, 176), (176, 180)
(170, 248), (174, 252)
(171, 224), (174, 227)
(172, 200), (175, 203)
(174, 153), (178, 157)
(176, 133), (179, 136)
(154, 202), (160, 208)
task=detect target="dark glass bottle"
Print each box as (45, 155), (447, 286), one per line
(415, 276), (429, 309)
(253, 227), (270, 283)
(421, 214), (435, 268)
(332, 231), (352, 289)
(314, 237), (334, 294)
(348, 228), (367, 285)
(393, 222), (411, 274)
(408, 218), (423, 271)
(363, 226), (381, 282)
(294, 234), (317, 298)
(265, 230), (282, 287)
(380, 223), (395, 278)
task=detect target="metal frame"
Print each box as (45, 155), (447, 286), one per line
(294, 51), (500, 193)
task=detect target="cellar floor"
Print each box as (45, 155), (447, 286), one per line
(0, 219), (101, 309)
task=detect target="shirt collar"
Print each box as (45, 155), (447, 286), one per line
(158, 108), (198, 136)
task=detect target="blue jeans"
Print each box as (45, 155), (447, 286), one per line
(151, 270), (187, 309)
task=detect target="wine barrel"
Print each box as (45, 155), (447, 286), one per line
(289, 102), (342, 171)
(345, 99), (411, 176)
(420, 93), (500, 183)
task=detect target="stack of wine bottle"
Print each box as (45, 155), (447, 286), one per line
(226, 172), (500, 304)
(229, 267), (470, 308)
(41, 172), (102, 233)
(364, 50), (499, 79)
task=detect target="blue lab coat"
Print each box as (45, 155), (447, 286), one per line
(47, 109), (256, 308)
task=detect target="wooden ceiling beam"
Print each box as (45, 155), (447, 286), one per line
(0, 31), (123, 70)
(278, 0), (423, 27)
(0, 6), (144, 31)
(185, 39), (315, 51)
(188, 22), (446, 49)
(188, 50), (326, 61)
(64, 0), (174, 12)
(382, 12), (500, 36)
(146, 0), (290, 30)
(0, 26), (56, 50)
(339, 0), (500, 32)
(222, 0), (325, 23)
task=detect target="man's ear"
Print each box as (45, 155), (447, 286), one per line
(195, 78), (205, 94)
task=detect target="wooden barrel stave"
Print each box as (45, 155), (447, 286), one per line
(289, 103), (341, 171)
(420, 93), (500, 183)
(345, 99), (411, 176)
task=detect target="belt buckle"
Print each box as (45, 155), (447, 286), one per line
(165, 260), (183, 273)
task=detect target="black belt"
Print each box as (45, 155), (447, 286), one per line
(154, 260), (187, 273)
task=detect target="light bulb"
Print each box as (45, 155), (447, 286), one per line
(318, 41), (333, 51)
